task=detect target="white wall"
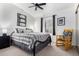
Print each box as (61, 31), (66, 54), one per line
(33, 17), (41, 32)
(0, 4), (35, 35)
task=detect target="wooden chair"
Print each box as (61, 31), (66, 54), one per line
(56, 35), (64, 47)
(56, 28), (73, 50)
(63, 29), (73, 50)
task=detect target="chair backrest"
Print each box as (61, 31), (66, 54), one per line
(63, 28), (73, 36)
(64, 28), (73, 32)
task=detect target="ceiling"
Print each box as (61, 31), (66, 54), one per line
(14, 3), (77, 18)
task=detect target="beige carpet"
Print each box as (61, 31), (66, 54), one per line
(0, 44), (78, 56)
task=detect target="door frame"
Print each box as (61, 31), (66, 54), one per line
(75, 4), (79, 54)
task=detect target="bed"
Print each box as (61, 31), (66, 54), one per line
(11, 28), (52, 56)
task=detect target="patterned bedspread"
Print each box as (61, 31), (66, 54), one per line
(12, 32), (51, 49)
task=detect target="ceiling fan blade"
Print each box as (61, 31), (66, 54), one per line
(38, 3), (46, 6)
(29, 6), (35, 8)
(37, 5), (43, 10)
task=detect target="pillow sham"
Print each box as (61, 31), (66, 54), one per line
(16, 28), (24, 33)
(24, 28), (33, 33)
(15, 27), (33, 34)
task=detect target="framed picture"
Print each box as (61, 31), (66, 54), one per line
(17, 13), (27, 27)
(57, 17), (65, 26)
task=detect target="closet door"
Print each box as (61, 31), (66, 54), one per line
(43, 15), (56, 35)
(44, 17), (53, 34)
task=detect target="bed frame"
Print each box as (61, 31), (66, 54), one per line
(12, 36), (51, 56)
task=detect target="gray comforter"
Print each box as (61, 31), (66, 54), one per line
(12, 32), (50, 49)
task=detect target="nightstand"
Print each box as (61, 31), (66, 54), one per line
(0, 33), (10, 49)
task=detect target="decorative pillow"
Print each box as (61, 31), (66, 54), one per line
(63, 32), (68, 36)
(16, 28), (19, 33)
(68, 32), (72, 36)
(15, 27), (33, 34)
(24, 28), (33, 33)
(26, 28), (33, 32)
(63, 32), (72, 36)
(16, 28), (24, 33)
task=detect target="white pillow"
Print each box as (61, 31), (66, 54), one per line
(24, 28), (33, 33)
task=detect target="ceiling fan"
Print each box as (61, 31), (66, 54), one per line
(29, 3), (46, 11)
